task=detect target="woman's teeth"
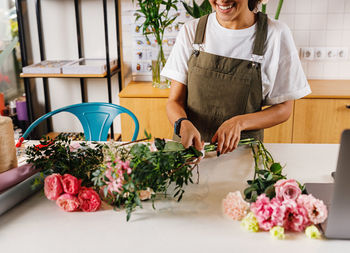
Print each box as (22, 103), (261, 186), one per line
(217, 4), (234, 10)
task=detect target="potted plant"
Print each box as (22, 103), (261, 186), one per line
(133, 0), (180, 88)
(181, 0), (212, 18)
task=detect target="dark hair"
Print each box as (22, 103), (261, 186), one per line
(248, 0), (261, 11)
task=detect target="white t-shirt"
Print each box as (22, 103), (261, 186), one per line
(161, 13), (311, 105)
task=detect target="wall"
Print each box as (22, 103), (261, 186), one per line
(121, 0), (350, 81)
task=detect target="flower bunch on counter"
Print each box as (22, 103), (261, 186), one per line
(26, 133), (216, 220)
(44, 173), (101, 212)
(223, 141), (328, 239)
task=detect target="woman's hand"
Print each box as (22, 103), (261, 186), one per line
(211, 117), (243, 155)
(180, 120), (204, 151)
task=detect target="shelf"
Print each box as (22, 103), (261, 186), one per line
(119, 81), (170, 98)
(307, 80), (350, 99)
(20, 66), (120, 79)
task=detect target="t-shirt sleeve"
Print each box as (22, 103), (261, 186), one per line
(160, 23), (195, 85)
(263, 23), (311, 106)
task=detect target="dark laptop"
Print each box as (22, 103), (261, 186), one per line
(306, 129), (350, 239)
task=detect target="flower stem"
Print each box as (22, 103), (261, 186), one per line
(262, 4), (266, 14)
(275, 0), (284, 20)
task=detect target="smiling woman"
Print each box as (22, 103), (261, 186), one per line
(162, 0), (311, 155)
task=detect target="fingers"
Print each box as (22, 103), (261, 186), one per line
(211, 132), (218, 144)
(193, 135), (203, 151)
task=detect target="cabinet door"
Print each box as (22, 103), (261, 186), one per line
(263, 104), (294, 143)
(293, 99), (350, 143)
(120, 97), (173, 141)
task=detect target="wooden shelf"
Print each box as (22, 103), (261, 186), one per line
(307, 80), (350, 99)
(20, 66), (120, 79)
(119, 81), (170, 98)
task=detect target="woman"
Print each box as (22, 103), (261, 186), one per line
(161, 0), (310, 155)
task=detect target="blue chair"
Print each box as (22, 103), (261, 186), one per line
(19, 102), (139, 142)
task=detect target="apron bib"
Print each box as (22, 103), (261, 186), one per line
(186, 12), (268, 142)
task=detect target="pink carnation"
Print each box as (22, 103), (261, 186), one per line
(222, 191), (250, 221)
(274, 179), (302, 202)
(56, 194), (80, 212)
(250, 194), (285, 231)
(282, 199), (310, 232)
(44, 174), (63, 201)
(297, 194), (328, 224)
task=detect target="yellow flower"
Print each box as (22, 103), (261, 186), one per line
(270, 226), (285, 240)
(241, 212), (259, 232)
(305, 225), (322, 239)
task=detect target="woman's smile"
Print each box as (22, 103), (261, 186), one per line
(216, 1), (237, 14)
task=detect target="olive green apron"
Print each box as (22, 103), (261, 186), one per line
(183, 12), (267, 142)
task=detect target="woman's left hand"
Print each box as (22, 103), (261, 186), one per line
(211, 117), (242, 155)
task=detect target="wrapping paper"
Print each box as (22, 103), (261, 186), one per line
(0, 164), (38, 193)
(0, 116), (18, 173)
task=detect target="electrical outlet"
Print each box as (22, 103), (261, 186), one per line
(300, 47), (314, 60)
(337, 48), (349, 60)
(326, 47), (338, 59)
(314, 47), (326, 60)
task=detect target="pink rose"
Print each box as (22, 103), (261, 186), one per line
(223, 191), (250, 221)
(56, 194), (80, 212)
(61, 174), (81, 195)
(274, 179), (302, 202)
(251, 194), (285, 230)
(282, 199), (310, 232)
(78, 187), (101, 212)
(297, 194), (328, 224)
(44, 174), (63, 200)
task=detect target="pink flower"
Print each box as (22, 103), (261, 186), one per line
(222, 191), (250, 221)
(297, 194), (328, 224)
(78, 187), (101, 212)
(274, 179), (302, 202)
(282, 199), (310, 232)
(56, 194), (80, 212)
(61, 174), (81, 195)
(69, 142), (81, 152)
(44, 174), (63, 200)
(250, 194), (285, 230)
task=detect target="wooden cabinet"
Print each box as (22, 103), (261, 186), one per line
(264, 104), (294, 143)
(293, 99), (350, 143)
(119, 82), (172, 141)
(119, 80), (350, 143)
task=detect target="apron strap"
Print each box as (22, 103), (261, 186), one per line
(252, 12), (268, 56)
(194, 14), (209, 44)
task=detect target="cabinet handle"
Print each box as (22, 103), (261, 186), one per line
(346, 105), (350, 109)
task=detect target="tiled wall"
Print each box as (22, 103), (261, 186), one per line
(121, 0), (350, 81)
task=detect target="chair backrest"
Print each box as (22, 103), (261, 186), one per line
(22, 102), (139, 141)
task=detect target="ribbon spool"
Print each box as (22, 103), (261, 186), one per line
(0, 116), (18, 173)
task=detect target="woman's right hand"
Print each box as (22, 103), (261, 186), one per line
(180, 120), (204, 151)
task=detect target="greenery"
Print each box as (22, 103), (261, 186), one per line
(132, 0), (179, 84)
(26, 132), (293, 220)
(262, 0), (284, 20)
(182, 0), (212, 18)
(243, 140), (305, 202)
(26, 134), (104, 187)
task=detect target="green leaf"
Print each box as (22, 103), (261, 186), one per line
(192, 0), (200, 18)
(163, 141), (185, 152)
(154, 138), (166, 151)
(270, 163), (283, 174)
(264, 184), (275, 199)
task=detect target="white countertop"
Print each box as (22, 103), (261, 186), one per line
(1, 143), (350, 252)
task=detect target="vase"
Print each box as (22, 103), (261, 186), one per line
(152, 43), (170, 89)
